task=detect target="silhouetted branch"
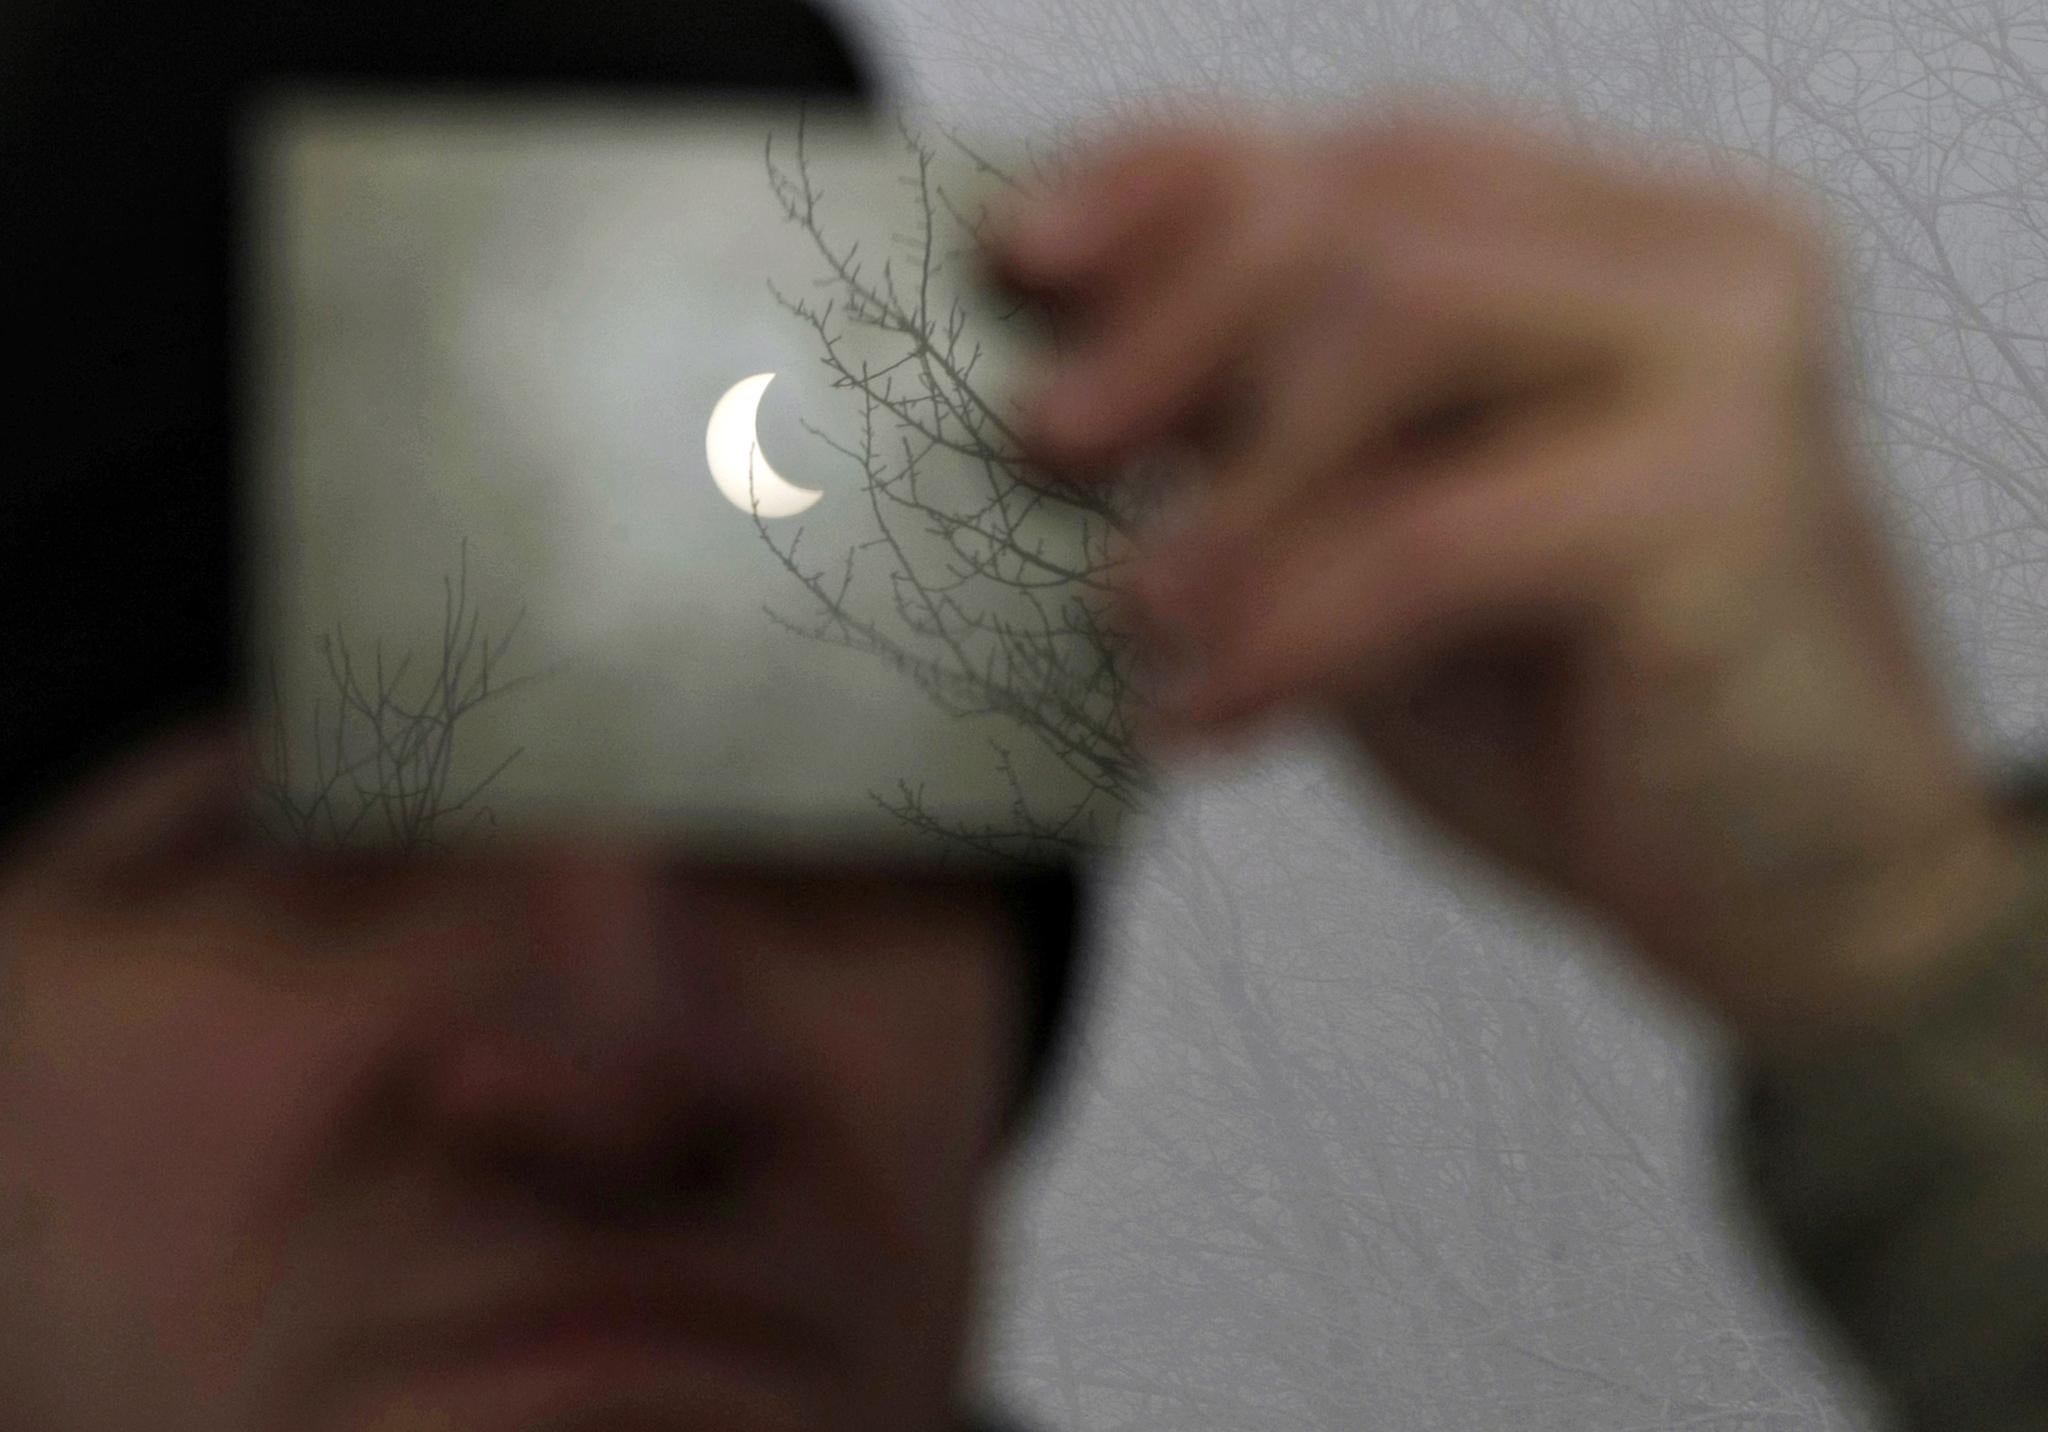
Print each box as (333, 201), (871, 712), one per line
(254, 537), (541, 853)
(753, 115), (1161, 860)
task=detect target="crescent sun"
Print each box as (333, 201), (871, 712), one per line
(704, 372), (823, 519)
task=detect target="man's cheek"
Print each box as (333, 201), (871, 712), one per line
(0, 949), (397, 1399)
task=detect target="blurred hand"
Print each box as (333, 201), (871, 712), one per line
(985, 99), (2033, 1048)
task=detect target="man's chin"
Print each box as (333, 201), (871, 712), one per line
(330, 1333), (830, 1432)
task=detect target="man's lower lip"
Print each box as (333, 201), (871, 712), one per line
(366, 1324), (811, 1419)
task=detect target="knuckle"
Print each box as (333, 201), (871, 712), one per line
(1683, 194), (1839, 368)
(1333, 104), (1495, 193)
(1770, 203), (1842, 322)
(1745, 191), (1836, 293)
(1331, 102), (1576, 240)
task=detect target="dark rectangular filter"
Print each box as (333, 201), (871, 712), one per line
(240, 92), (1144, 867)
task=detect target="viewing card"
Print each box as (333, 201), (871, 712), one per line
(241, 93), (1143, 868)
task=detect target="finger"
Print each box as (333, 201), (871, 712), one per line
(1125, 219), (1665, 631)
(1346, 632), (1582, 892)
(1011, 121), (1742, 475)
(1146, 409), (1674, 739)
(984, 119), (1248, 297)
(1021, 154), (1334, 465)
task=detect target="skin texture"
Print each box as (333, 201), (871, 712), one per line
(0, 715), (1022, 1432)
(985, 94), (2035, 1051)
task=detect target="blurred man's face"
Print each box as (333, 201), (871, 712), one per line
(0, 719), (1025, 1432)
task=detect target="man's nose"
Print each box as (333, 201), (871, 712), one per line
(422, 840), (784, 1207)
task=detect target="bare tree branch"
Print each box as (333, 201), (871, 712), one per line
(254, 538), (543, 853)
(751, 115), (1160, 861)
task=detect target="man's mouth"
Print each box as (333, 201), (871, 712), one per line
(420, 1287), (811, 1368)
(338, 1261), (834, 1426)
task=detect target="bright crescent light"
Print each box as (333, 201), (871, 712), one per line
(705, 372), (823, 519)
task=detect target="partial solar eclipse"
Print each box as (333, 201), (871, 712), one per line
(705, 372), (823, 518)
